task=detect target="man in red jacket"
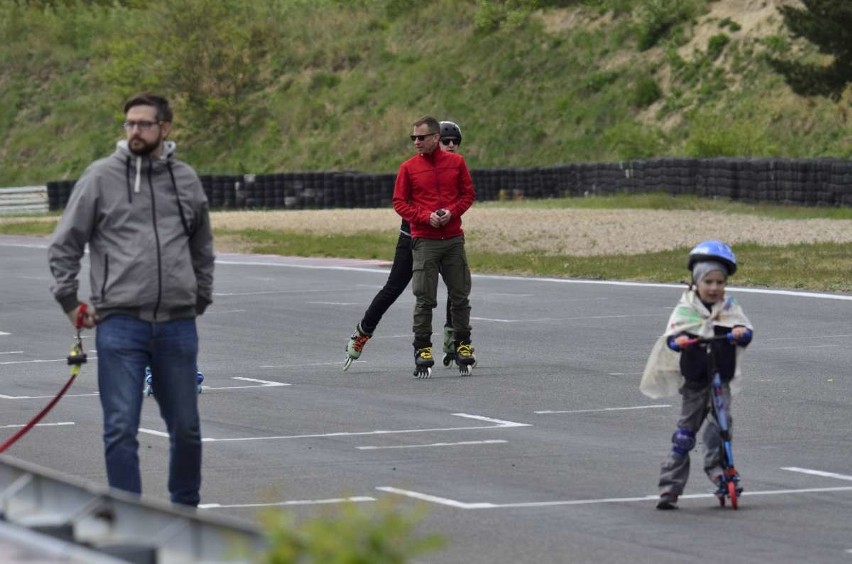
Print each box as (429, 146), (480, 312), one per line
(392, 116), (476, 378)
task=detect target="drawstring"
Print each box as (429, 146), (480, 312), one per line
(134, 156), (142, 193)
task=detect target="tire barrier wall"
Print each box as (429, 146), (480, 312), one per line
(46, 157), (852, 211)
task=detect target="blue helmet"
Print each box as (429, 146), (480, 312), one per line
(687, 240), (737, 276)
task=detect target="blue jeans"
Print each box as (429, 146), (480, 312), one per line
(95, 315), (202, 506)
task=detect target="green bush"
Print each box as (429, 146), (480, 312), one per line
(260, 499), (445, 563)
(604, 122), (666, 159)
(707, 33), (730, 60)
(632, 76), (662, 107)
(684, 113), (770, 157)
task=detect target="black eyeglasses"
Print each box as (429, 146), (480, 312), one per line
(410, 133), (437, 142)
(440, 138), (461, 146)
(123, 120), (159, 131)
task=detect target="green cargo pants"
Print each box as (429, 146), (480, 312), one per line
(411, 235), (472, 349)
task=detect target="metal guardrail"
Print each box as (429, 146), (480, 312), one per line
(0, 186), (49, 214)
(0, 454), (266, 563)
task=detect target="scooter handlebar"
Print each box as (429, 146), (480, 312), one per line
(681, 329), (752, 348)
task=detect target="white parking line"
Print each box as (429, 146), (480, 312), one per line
(377, 485), (852, 510)
(0, 358), (68, 366)
(0, 391), (99, 400)
(0, 351), (23, 355)
(536, 405), (671, 415)
(2, 377), (287, 400)
(782, 467), (852, 482)
(178, 413), (530, 443)
(199, 496), (376, 509)
(357, 439), (507, 450)
(204, 377), (290, 390)
(261, 361), (342, 368)
(0, 422), (74, 429)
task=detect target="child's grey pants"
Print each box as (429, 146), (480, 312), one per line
(658, 383), (732, 496)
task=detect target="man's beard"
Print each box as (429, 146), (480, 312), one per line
(128, 137), (160, 156)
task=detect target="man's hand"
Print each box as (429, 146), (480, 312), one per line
(429, 209), (452, 228)
(66, 303), (97, 329)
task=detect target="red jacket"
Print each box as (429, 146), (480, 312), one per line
(392, 147), (475, 239)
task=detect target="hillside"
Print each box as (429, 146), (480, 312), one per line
(0, 0), (849, 186)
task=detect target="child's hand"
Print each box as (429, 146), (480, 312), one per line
(667, 334), (692, 351)
(730, 326), (752, 345)
(674, 335), (693, 349)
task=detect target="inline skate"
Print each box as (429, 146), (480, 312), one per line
(343, 323), (372, 372)
(144, 367), (204, 397)
(413, 347), (434, 379)
(454, 341), (476, 376)
(144, 366), (154, 397)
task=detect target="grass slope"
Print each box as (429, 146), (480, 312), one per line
(0, 0), (850, 186)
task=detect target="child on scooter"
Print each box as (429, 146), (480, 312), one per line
(640, 240), (754, 510)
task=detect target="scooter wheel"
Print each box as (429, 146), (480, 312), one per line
(728, 481), (738, 510)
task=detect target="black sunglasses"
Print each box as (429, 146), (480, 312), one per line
(410, 133), (437, 142)
(441, 138), (461, 146)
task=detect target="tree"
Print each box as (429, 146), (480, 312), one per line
(95, 0), (278, 137)
(769, 0), (852, 101)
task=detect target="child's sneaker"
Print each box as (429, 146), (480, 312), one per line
(656, 493), (678, 510)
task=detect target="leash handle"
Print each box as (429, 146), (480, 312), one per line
(76, 303), (88, 329)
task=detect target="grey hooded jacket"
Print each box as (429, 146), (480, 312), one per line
(48, 141), (215, 322)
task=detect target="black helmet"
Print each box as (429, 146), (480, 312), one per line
(439, 121), (462, 144)
(687, 240), (737, 276)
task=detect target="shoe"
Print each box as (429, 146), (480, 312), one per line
(656, 493), (678, 510)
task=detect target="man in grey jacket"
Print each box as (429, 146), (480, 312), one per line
(48, 93), (214, 507)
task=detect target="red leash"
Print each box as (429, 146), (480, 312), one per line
(0, 305), (88, 453)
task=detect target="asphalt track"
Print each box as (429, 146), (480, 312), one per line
(1, 234), (851, 563)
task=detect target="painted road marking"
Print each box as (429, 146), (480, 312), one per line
(199, 496), (375, 509)
(160, 413), (530, 443)
(4, 242), (851, 301)
(0, 351), (23, 355)
(204, 377), (290, 390)
(262, 361), (343, 368)
(535, 405), (670, 414)
(0, 422), (74, 429)
(0, 358), (69, 366)
(357, 439), (508, 450)
(782, 467), (852, 482)
(0, 392), (99, 400)
(760, 344), (840, 350)
(1, 377), (287, 400)
(376, 485), (852, 510)
(472, 313), (663, 323)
